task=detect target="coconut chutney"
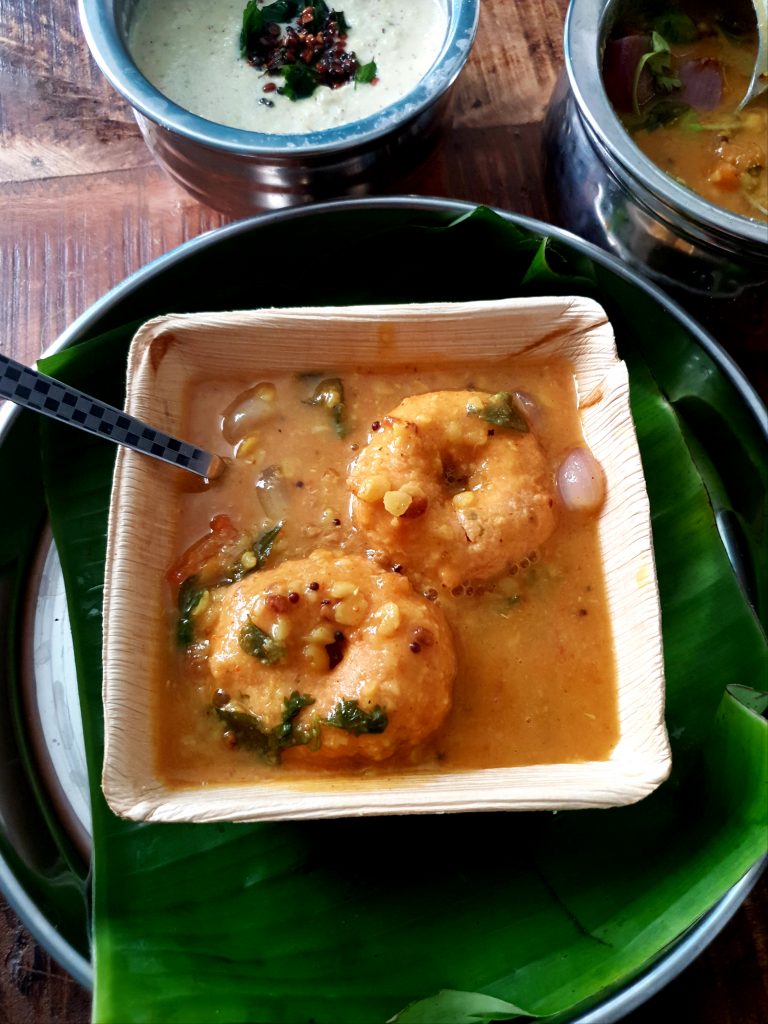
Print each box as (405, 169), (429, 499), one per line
(128, 0), (448, 134)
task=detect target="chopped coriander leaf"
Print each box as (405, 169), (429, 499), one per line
(283, 690), (315, 721)
(632, 31), (680, 115)
(274, 691), (315, 741)
(355, 60), (377, 84)
(216, 705), (274, 758)
(326, 699), (388, 734)
(177, 575), (205, 647)
(467, 392), (529, 432)
(239, 623), (286, 664)
(220, 522), (284, 584)
(305, 378), (348, 437)
(217, 694), (317, 764)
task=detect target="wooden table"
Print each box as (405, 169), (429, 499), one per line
(0, 1), (766, 1021)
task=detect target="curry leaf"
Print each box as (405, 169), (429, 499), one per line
(644, 98), (690, 131)
(253, 521), (283, 568)
(263, 0), (300, 22)
(307, 0), (330, 31)
(332, 9), (349, 34)
(240, 0), (264, 57)
(281, 62), (319, 101)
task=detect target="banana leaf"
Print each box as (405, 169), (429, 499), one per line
(31, 206), (767, 1023)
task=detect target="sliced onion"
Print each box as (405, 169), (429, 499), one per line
(557, 447), (606, 513)
(220, 383), (276, 445)
(513, 389), (541, 430)
(256, 464), (291, 521)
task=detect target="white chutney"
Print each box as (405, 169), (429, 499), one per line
(128, 0), (448, 134)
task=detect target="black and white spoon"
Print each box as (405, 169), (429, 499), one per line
(0, 352), (224, 480)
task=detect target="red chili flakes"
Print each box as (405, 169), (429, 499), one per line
(243, 5), (368, 94)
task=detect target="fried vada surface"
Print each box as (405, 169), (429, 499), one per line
(348, 390), (558, 588)
(207, 550), (456, 763)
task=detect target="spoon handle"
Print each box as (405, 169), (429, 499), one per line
(0, 352), (223, 479)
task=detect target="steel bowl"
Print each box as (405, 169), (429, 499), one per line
(78, 0), (479, 214)
(543, 0), (768, 351)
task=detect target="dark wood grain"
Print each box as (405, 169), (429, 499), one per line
(0, 0), (766, 1022)
(0, 900), (90, 1024)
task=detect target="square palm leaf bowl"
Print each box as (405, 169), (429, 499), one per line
(102, 295), (670, 822)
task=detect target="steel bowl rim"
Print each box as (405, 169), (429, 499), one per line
(0, 195), (766, 1013)
(77, 0), (479, 156)
(563, 0), (768, 251)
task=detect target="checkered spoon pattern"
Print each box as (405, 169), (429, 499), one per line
(0, 353), (224, 480)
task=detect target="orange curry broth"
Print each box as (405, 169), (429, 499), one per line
(619, 30), (767, 221)
(156, 360), (619, 784)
